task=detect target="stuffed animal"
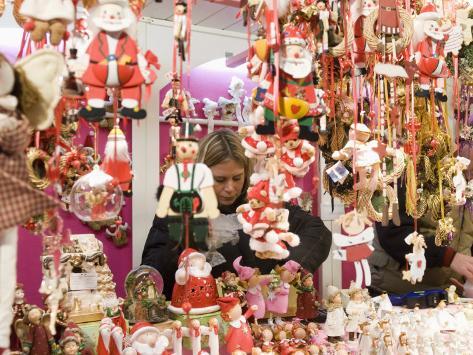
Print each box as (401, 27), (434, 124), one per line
(280, 121), (316, 177)
(20, 0), (74, 45)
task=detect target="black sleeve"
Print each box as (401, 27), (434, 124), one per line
(376, 184), (447, 268)
(284, 204), (332, 272)
(141, 215), (181, 299)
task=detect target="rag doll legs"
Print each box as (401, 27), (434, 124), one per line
(0, 227), (17, 349)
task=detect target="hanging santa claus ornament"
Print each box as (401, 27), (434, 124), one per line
(79, 0), (156, 122)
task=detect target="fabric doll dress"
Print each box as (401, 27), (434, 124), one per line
(266, 282), (290, 314)
(246, 284), (266, 319)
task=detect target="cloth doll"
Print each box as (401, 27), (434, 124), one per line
(0, 50), (63, 353)
(233, 256), (273, 320)
(332, 123), (382, 191)
(280, 121), (316, 177)
(295, 269), (319, 321)
(240, 123), (276, 160)
(256, 24), (326, 141)
(402, 232), (427, 284)
(324, 286), (346, 342)
(217, 296), (257, 355)
(316, 0), (330, 53)
(79, 0), (155, 121)
(20, 0), (74, 45)
(266, 260), (301, 325)
(168, 248), (220, 315)
(123, 322), (170, 355)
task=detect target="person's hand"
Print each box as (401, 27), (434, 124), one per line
(450, 253), (473, 280)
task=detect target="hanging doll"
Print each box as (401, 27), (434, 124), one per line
(345, 283), (369, 341)
(402, 232), (427, 285)
(295, 269), (319, 321)
(168, 248), (220, 315)
(333, 211), (374, 287)
(161, 74), (196, 122)
(20, 0), (74, 45)
(332, 123), (382, 191)
(174, 0), (187, 61)
(79, 0), (156, 121)
(256, 24), (325, 141)
(266, 260), (301, 325)
(452, 156), (470, 205)
(280, 121), (316, 177)
(156, 122), (220, 248)
(0, 50), (63, 353)
(233, 256), (273, 321)
(217, 296), (257, 355)
(316, 0), (330, 53)
(324, 286), (346, 342)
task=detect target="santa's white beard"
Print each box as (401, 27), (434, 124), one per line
(104, 139), (130, 163)
(176, 262), (212, 285)
(280, 53), (312, 79)
(93, 17), (133, 33)
(132, 340), (167, 355)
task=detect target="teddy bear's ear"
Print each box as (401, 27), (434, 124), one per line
(15, 49), (65, 130)
(0, 54), (15, 97)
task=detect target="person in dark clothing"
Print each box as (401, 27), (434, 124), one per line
(142, 129), (332, 299)
(369, 184), (473, 294)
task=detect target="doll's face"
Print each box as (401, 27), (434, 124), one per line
(171, 80), (181, 91)
(189, 256), (205, 270)
(316, 1), (326, 10)
(28, 308), (42, 325)
(262, 328), (273, 342)
(63, 340), (79, 355)
(136, 330), (159, 347)
(249, 198), (265, 209)
(280, 269), (297, 283)
(351, 290), (363, 302)
(15, 288), (25, 301)
(94, 4), (132, 32)
(284, 139), (300, 150)
(248, 274), (260, 288)
(176, 140), (198, 161)
(175, 3), (187, 15)
(227, 304), (242, 321)
(424, 20), (444, 41)
(281, 44), (312, 79)
(332, 293), (342, 305)
(293, 327), (306, 339)
(303, 276), (313, 287)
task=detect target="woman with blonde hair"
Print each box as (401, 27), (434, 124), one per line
(142, 129), (332, 298)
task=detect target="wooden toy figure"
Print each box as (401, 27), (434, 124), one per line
(156, 121), (220, 248)
(295, 269), (319, 321)
(174, 0), (187, 61)
(79, 0), (153, 121)
(256, 24), (326, 141)
(217, 296), (257, 355)
(233, 256), (273, 321)
(324, 286), (346, 342)
(266, 260), (301, 325)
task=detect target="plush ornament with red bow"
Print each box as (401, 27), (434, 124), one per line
(280, 121), (316, 177)
(168, 248), (220, 315)
(256, 24), (327, 142)
(79, 0), (157, 122)
(20, 0), (74, 45)
(101, 126), (133, 192)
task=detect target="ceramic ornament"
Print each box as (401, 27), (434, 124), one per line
(14, 306), (55, 354)
(295, 269), (319, 321)
(123, 322), (170, 355)
(324, 286), (347, 341)
(333, 211), (374, 287)
(218, 96), (237, 121)
(97, 318), (113, 355)
(79, 0), (157, 121)
(228, 76), (247, 124)
(452, 156), (470, 205)
(402, 232), (427, 285)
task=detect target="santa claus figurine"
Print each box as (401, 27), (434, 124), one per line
(256, 24), (326, 142)
(79, 0), (149, 121)
(123, 322), (170, 355)
(101, 126), (133, 192)
(217, 296), (257, 355)
(168, 248), (220, 315)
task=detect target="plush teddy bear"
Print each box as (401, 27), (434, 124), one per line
(280, 121), (316, 177)
(20, 0), (74, 45)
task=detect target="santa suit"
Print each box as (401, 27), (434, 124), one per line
(224, 308), (255, 354)
(353, 16), (367, 67)
(237, 205), (272, 234)
(377, 0), (400, 34)
(82, 31), (145, 106)
(416, 37), (450, 86)
(96, 326), (111, 355)
(281, 142), (315, 176)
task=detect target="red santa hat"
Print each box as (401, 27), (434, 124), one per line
(216, 296), (239, 314)
(66, 322), (81, 333)
(232, 256), (255, 281)
(280, 122), (300, 144)
(129, 322), (159, 343)
(60, 330), (80, 346)
(417, 2), (440, 20)
(281, 24), (307, 47)
(248, 180), (271, 204)
(177, 248), (206, 268)
(282, 260), (301, 274)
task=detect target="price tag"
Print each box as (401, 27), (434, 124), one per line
(70, 273), (98, 291)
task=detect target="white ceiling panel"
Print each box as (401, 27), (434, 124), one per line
(196, 6), (239, 29)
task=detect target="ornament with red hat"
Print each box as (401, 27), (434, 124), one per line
(256, 23), (324, 142)
(125, 322), (169, 355)
(65, 322), (93, 355)
(233, 256), (273, 320)
(60, 330), (81, 355)
(280, 121), (316, 177)
(266, 260), (301, 325)
(168, 248), (220, 315)
(217, 296), (257, 354)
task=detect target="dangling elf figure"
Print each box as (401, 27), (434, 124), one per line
(79, 0), (152, 121)
(156, 121), (220, 249)
(256, 24), (325, 142)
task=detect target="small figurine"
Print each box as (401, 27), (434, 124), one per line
(266, 260), (301, 325)
(65, 322), (94, 355)
(382, 333), (395, 355)
(446, 285), (460, 304)
(295, 269), (319, 321)
(97, 318), (113, 355)
(345, 283), (369, 341)
(15, 306), (55, 354)
(280, 121), (316, 178)
(202, 98), (219, 121)
(233, 256), (273, 320)
(10, 284), (28, 352)
(174, 0), (187, 61)
(218, 271), (246, 305)
(358, 322), (371, 355)
(402, 232), (427, 285)
(452, 156), (470, 205)
(324, 286), (346, 342)
(169, 248), (219, 315)
(435, 300), (456, 331)
(59, 330), (81, 355)
(124, 322), (169, 354)
(217, 296), (257, 355)
(316, 0), (330, 53)
(161, 74), (196, 121)
(375, 293), (393, 318)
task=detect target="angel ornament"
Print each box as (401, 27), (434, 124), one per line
(402, 232), (427, 284)
(333, 211), (374, 287)
(452, 156), (471, 205)
(332, 123), (382, 191)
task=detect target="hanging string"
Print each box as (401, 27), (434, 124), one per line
(172, 0), (178, 75)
